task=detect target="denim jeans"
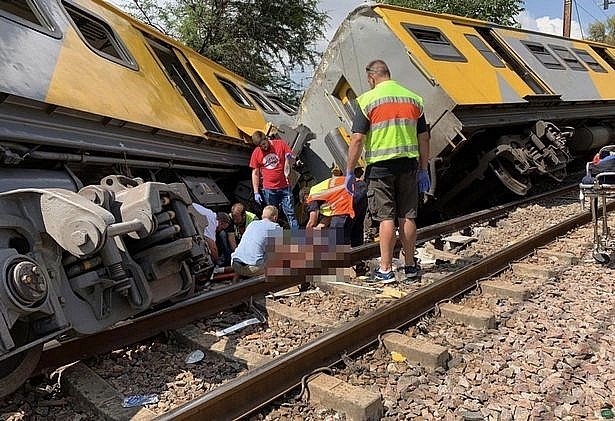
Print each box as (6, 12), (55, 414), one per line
(262, 186), (299, 231)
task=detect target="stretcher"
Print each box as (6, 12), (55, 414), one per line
(579, 145), (615, 263)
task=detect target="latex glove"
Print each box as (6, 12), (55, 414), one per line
(254, 192), (263, 204)
(344, 171), (356, 196)
(417, 169), (431, 193)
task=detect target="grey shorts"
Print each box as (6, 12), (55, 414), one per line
(232, 260), (265, 278)
(367, 172), (418, 221)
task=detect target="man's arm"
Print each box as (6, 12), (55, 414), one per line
(252, 167), (261, 194)
(418, 131), (430, 170)
(347, 132), (365, 174)
(306, 210), (319, 229)
(228, 233), (238, 252)
(205, 237), (219, 262)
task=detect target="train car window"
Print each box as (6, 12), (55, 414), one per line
(402, 23), (466, 62)
(184, 64), (221, 106)
(63, 1), (137, 69)
(464, 34), (505, 68)
(216, 77), (255, 109)
(332, 76), (358, 120)
(266, 95), (298, 115)
(549, 45), (587, 71)
(145, 36), (223, 134)
(0, 0), (59, 37)
(589, 46), (615, 71)
(245, 89), (279, 114)
(521, 41), (564, 70)
(572, 48), (606, 73)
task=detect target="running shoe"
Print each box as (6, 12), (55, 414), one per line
(370, 268), (396, 284)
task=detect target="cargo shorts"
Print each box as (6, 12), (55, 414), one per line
(367, 171), (418, 222)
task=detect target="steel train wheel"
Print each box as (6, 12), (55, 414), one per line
(0, 322), (43, 398)
(489, 158), (530, 196)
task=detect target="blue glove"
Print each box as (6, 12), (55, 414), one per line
(344, 171), (356, 196)
(417, 169), (431, 193)
(254, 192), (263, 204)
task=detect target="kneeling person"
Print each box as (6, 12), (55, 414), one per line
(231, 205), (283, 281)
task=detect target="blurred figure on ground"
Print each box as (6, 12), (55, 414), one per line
(231, 205), (283, 281)
(250, 130), (299, 231)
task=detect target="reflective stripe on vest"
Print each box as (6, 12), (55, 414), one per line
(357, 80), (423, 165)
(307, 177), (355, 218)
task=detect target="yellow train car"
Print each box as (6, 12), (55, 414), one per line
(297, 4), (615, 213)
(0, 0), (302, 396)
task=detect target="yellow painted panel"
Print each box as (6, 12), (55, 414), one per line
(568, 40), (615, 98)
(185, 50), (268, 138)
(374, 6), (534, 105)
(47, 3), (205, 137)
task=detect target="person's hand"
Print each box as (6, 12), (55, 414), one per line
(254, 192), (263, 204)
(417, 169), (431, 193)
(344, 171), (356, 196)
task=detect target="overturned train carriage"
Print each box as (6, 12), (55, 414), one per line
(297, 5), (615, 214)
(0, 0), (305, 395)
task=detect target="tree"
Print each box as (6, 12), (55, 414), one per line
(375, 0), (524, 27)
(587, 16), (615, 45)
(124, 0), (328, 102)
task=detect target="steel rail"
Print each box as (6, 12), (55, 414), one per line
(156, 204), (601, 421)
(34, 184), (578, 372)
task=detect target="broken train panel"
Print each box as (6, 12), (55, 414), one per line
(295, 4), (615, 215)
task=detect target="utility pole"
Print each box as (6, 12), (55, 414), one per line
(563, 0), (572, 37)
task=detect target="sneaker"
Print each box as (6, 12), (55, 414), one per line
(370, 268), (396, 284)
(403, 262), (421, 283)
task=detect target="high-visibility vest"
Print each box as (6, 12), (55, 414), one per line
(356, 80), (423, 165)
(307, 177), (355, 219)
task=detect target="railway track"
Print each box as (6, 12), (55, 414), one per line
(3, 184), (611, 420)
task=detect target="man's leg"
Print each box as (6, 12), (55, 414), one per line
(281, 187), (299, 231)
(330, 215), (349, 245)
(368, 177), (396, 273)
(398, 217), (417, 266)
(378, 219), (396, 272)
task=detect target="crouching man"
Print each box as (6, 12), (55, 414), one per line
(231, 205), (283, 281)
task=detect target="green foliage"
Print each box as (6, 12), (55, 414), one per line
(587, 16), (615, 45)
(375, 0), (524, 26)
(123, 0), (328, 102)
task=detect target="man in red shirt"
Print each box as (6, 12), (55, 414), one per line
(250, 130), (299, 231)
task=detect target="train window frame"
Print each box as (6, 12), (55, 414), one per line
(216, 76), (255, 109)
(266, 95), (298, 116)
(62, 1), (138, 70)
(0, 0), (60, 38)
(402, 23), (467, 62)
(574, 48), (607, 73)
(332, 76), (358, 121)
(521, 41), (564, 70)
(549, 44), (587, 71)
(464, 34), (505, 68)
(589, 46), (615, 71)
(245, 89), (280, 114)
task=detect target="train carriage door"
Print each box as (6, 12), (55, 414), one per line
(143, 35), (223, 134)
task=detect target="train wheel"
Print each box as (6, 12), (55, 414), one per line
(0, 322), (43, 398)
(489, 158), (530, 196)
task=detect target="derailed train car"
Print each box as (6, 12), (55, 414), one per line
(297, 5), (615, 214)
(0, 0), (306, 395)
